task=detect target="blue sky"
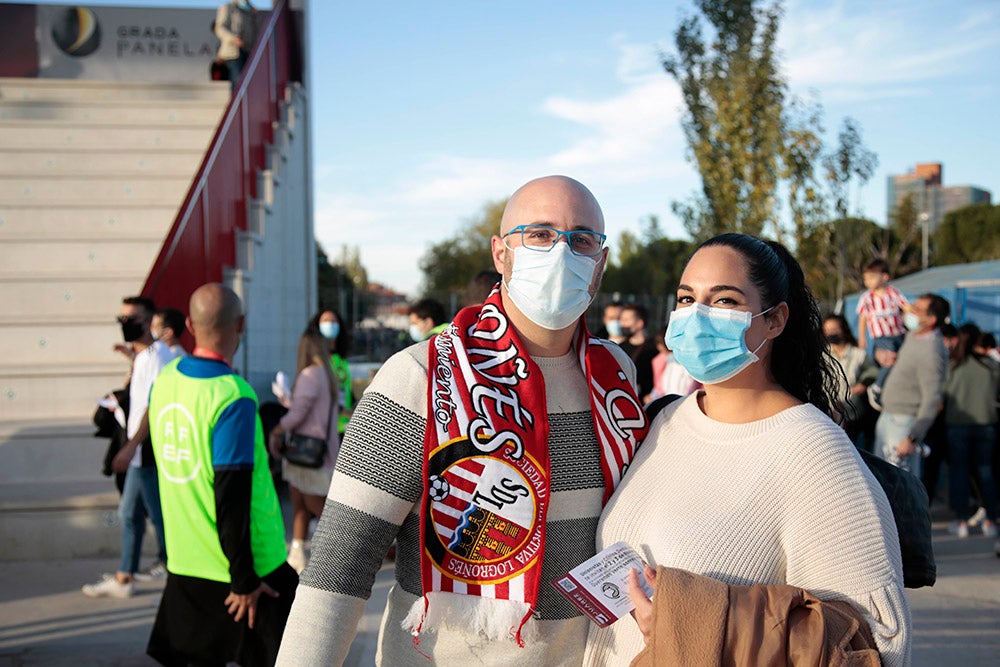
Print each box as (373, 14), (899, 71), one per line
(22, 0), (1000, 295)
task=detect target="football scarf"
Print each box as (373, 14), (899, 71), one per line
(404, 288), (648, 647)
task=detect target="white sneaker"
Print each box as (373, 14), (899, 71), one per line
(968, 506), (987, 527)
(82, 576), (134, 598)
(982, 520), (998, 538)
(134, 561), (167, 582)
(867, 385), (883, 412)
(287, 541), (307, 574)
(956, 522), (970, 539)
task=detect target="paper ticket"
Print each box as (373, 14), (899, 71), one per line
(551, 541), (652, 627)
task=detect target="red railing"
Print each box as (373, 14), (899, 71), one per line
(142, 0), (298, 316)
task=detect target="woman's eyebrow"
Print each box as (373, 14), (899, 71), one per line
(675, 284), (746, 295)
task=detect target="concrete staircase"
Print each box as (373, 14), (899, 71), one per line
(0, 78), (229, 560)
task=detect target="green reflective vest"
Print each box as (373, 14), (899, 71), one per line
(330, 353), (352, 434)
(148, 357), (286, 583)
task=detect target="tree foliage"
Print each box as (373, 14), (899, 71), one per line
(317, 243), (368, 320)
(782, 94), (827, 250)
(798, 217), (887, 306)
(418, 199), (506, 296)
(602, 216), (694, 298)
(884, 193), (922, 275)
(933, 203), (1000, 264)
(823, 117), (878, 219)
(662, 0), (788, 240)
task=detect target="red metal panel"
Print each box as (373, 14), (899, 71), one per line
(142, 0), (295, 314)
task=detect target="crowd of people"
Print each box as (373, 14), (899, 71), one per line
(79, 174), (999, 667)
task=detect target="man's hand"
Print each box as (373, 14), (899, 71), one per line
(627, 565), (657, 644)
(874, 348), (898, 368)
(895, 436), (916, 458)
(111, 441), (138, 473)
(224, 581), (278, 629)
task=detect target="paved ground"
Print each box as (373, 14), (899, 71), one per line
(0, 514), (996, 666)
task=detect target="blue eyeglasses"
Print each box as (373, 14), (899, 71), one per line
(503, 224), (606, 257)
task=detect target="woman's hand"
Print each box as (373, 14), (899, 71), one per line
(268, 428), (284, 459)
(628, 564), (658, 643)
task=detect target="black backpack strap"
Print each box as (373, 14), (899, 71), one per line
(644, 393), (683, 421)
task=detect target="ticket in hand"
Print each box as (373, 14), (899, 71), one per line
(551, 541), (653, 627)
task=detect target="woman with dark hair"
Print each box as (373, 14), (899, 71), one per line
(944, 322), (999, 539)
(584, 234), (910, 666)
(307, 309), (354, 437)
(268, 330), (339, 573)
(823, 313), (877, 446)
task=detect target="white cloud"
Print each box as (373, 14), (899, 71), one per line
(314, 35), (698, 295)
(782, 0), (1000, 100)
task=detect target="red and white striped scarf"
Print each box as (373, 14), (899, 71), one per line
(404, 288), (648, 646)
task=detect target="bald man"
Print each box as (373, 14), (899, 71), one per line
(147, 283), (297, 666)
(277, 176), (648, 666)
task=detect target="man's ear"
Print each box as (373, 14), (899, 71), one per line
(185, 317), (195, 336)
(491, 235), (506, 274)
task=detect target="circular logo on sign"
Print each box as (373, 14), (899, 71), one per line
(155, 403), (202, 484)
(51, 7), (102, 57)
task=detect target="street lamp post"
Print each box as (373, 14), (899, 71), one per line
(919, 212), (930, 271)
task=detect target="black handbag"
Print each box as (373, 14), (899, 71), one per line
(643, 394), (936, 589)
(282, 396), (334, 469)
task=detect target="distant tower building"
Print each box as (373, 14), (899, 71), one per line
(887, 162), (992, 232)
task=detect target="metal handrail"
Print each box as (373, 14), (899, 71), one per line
(142, 0), (296, 309)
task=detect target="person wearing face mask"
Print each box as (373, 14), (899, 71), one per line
(599, 301), (626, 344)
(276, 176), (647, 666)
(822, 314), (877, 448)
(618, 303), (659, 402)
(83, 296), (180, 599)
(214, 0), (258, 92)
(306, 309), (354, 437)
(152, 307), (188, 358)
(407, 298), (449, 342)
(874, 293), (950, 477)
(584, 234), (910, 667)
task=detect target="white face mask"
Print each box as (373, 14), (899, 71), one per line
(903, 312), (922, 331)
(409, 323), (427, 342)
(503, 243), (599, 331)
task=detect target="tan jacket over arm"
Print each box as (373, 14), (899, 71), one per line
(630, 567), (879, 667)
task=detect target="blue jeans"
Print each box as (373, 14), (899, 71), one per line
(118, 465), (166, 574)
(226, 49), (250, 92)
(947, 424), (998, 522)
(875, 412), (922, 478)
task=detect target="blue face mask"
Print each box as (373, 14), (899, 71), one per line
(319, 321), (340, 340)
(664, 302), (773, 384)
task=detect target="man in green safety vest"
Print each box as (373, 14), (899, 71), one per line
(146, 283), (296, 666)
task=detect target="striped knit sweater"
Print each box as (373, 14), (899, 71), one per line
(582, 393), (911, 667)
(276, 339), (636, 666)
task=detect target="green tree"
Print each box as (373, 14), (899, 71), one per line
(662, 0), (787, 240)
(418, 199), (506, 296)
(317, 243), (369, 320)
(798, 217), (885, 306)
(933, 203), (1000, 264)
(823, 117), (878, 219)
(883, 193), (922, 276)
(602, 216), (693, 299)
(782, 94), (827, 251)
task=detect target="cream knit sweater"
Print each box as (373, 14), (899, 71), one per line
(583, 393), (911, 667)
(276, 340), (636, 666)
